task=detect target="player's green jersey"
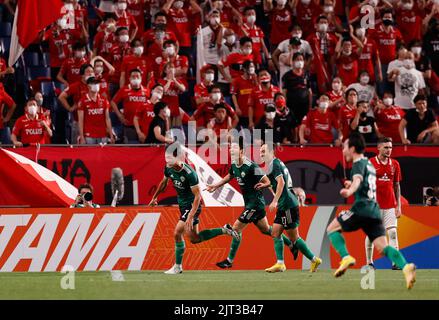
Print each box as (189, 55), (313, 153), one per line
(267, 158), (299, 210)
(229, 157), (266, 210)
(350, 157), (380, 219)
(164, 163), (199, 209)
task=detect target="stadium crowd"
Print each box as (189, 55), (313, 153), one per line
(0, 0), (438, 146)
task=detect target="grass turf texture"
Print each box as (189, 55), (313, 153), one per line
(0, 270), (438, 300)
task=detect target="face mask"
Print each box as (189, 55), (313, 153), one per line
(58, 19), (67, 29)
(319, 101), (329, 109)
(205, 73), (214, 82)
(94, 66), (104, 75)
(294, 60), (304, 69)
(156, 31), (165, 40)
(266, 112), (276, 120)
(383, 98), (393, 106)
(117, 2), (127, 10)
(360, 76), (369, 84)
(152, 91), (163, 100)
(247, 15), (256, 24)
(301, 0), (311, 5)
(90, 84), (100, 93)
(130, 78), (142, 87)
(277, 0), (287, 6)
(402, 2), (413, 10)
(211, 92), (221, 102)
(242, 48), (252, 55)
(173, 1), (184, 9)
(411, 47), (422, 55)
(356, 28), (366, 38)
(27, 105), (38, 116)
(119, 34), (129, 43)
(213, 1), (224, 10)
(36, 98), (43, 106)
(210, 17), (220, 25)
(106, 22), (116, 30)
(134, 46), (144, 55)
(165, 46), (175, 56)
(332, 82), (341, 91)
(404, 59), (414, 69)
(369, 0), (378, 6)
(318, 23), (328, 32)
(64, 3), (74, 11)
(164, 107), (171, 118)
(323, 6), (334, 13)
(382, 19), (393, 26)
(343, 49), (352, 56)
(75, 51), (86, 59)
(248, 66), (255, 75)
(226, 35), (236, 44)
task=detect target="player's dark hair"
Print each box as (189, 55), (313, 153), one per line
(72, 41), (86, 51)
(208, 84), (221, 93)
(154, 101), (168, 115)
(316, 15), (328, 24)
(152, 83), (164, 91)
(78, 183), (93, 194)
(163, 39), (177, 47)
(413, 94), (427, 104)
(348, 132), (366, 154)
(242, 60), (254, 70)
(129, 68), (142, 76)
(80, 63), (93, 75)
(238, 135), (245, 151)
(345, 88), (357, 99)
(292, 52), (303, 61)
(154, 11), (167, 20)
(130, 38), (142, 47)
(243, 6), (255, 14)
(103, 13), (117, 22)
(214, 103), (226, 112)
(357, 100), (368, 106)
(239, 36), (252, 46)
(115, 26), (129, 35)
(378, 137), (393, 145)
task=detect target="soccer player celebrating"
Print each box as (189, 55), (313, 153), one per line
(260, 143), (322, 273)
(206, 137), (295, 269)
(326, 132), (416, 289)
(367, 137), (402, 270)
(149, 143), (239, 275)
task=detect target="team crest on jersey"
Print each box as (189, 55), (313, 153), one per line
(180, 176), (185, 182)
(241, 172), (245, 178)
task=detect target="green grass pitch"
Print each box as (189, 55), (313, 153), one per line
(0, 270), (438, 300)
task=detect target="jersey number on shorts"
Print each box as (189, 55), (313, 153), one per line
(182, 209), (190, 219)
(367, 167), (377, 201)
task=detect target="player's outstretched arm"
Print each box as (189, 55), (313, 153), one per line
(254, 175), (271, 191)
(205, 174), (232, 192)
(149, 176), (169, 206)
(340, 176), (361, 198)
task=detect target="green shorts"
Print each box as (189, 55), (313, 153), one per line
(274, 206), (300, 230)
(238, 208), (266, 224)
(179, 205), (202, 225)
(337, 210), (386, 242)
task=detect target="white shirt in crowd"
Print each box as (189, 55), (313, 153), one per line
(394, 66), (426, 109)
(277, 38), (313, 56)
(347, 83), (376, 104)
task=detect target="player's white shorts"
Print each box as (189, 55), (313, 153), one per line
(380, 208), (397, 229)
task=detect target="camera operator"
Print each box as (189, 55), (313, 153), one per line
(70, 183), (100, 208)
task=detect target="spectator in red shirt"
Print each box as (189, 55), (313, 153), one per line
(0, 56), (14, 82)
(160, 40), (189, 82)
(120, 38), (152, 88)
(395, 0), (422, 45)
(57, 41), (90, 86)
(126, 0), (148, 35)
(108, 27), (132, 94)
(92, 56), (115, 99)
(294, 0), (322, 39)
(210, 0), (243, 32)
(0, 86), (16, 144)
(163, 0), (202, 57)
(11, 99), (52, 147)
(231, 60), (258, 128)
(264, 0), (294, 49)
(194, 65), (216, 107)
(218, 36), (254, 83)
(78, 77), (114, 145)
(327, 76), (345, 119)
(207, 103), (233, 143)
(134, 84), (165, 143)
(299, 94), (341, 145)
(143, 12), (177, 60)
(34, 91), (53, 144)
(249, 69), (280, 128)
(374, 91), (405, 143)
(339, 87), (358, 141)
(114, 0), (139, 40)
(239, 6), (270, 67)
(112, 68), (151, 143)
(335, 33), (364, 87)
(93, 13), (118, 61)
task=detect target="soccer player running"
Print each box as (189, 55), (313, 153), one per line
(149, 143), (239, 275)
(206, 137), (295, 269)
(326, 132), (416, 289)
(366, 137), (402, 270)
(260, 143), (322, 273)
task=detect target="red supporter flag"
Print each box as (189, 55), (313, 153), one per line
(8, 0), (64, 67)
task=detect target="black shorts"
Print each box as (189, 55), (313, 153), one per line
(337, 210), (386, 242)
(179, 206), (202, 225)
(274, 206), (300, 230)
(238, 208), (266, 224)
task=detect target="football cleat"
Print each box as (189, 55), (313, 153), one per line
(310, 257), (322, 273)
(289, 244), (299, 260)
(223, 224), (240, 241)
(403, 263), (416, 290)
(164, 264), (183, 275)
(216, 259), (233, 269)
(334, 255), (356, 278)
(392, 264), (402, 271)
(265, 263), (286, 273)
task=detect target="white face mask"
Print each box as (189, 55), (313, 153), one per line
(117, 2), (127, 10)
(75, 51), (86, 59)
(402, 2), (413, 10)
(360, 76), (369, 84)
(213, 1), (224, 10)
(134, 46), (144, 56)
(294, 61), (304, 69)
(266, 112), (276, 120)
(248, 66), (255, 75)
(323, 6), (334, 13)
(211, 92), (222, 102)
(173, 1), (184, 9)
(318, 23), (328, 32)
(152, 91), (163, 100)
(210, 17), (220, 25)
(369, 0), (378, 7)
(58, 18), (67, 29)
(130, 78), (142, 87)
(411, 47), (422, 55)
(165, 46), (176, 56)
(277, 0), (287, 6)
(242, 47), (252, 55)
(319, 101), (329, 109)
(332, 82), (341, 91)
(119, 34), (129, 43)
(36, 98), (43, 106)
(90, 84), (100, 93)
(292, 32), (302, 39)
(404, 59), (414, 69)
(226, 35), (236, 45)
(94, 66), (104, 75)
(164, 107), (171, 118)
(107, 22), (116, 30)
(301, 0), (311, 5)
(356, 28), (366, 38)
(247, 15), (256, 24)
(205, 73), (214, 82)
(383, 98), (393, 106)
(27, 105), (38, 116)
(64, 3), (74, 11)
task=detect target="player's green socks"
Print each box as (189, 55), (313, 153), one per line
(295, 237), (315, 261)
(274, 237), (284, 263)
(266, 226), (292, 246)
(383, 246), (407, 269)
(175, 241), (185, 265)
(227, 232), (242, 262)
(198, 228), (223, 242)
(328, 231), (349, 258)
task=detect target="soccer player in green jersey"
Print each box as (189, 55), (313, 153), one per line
(206, 137), (295, 269)
(260, 143), (322, 273)
(326, 132), (416, 289)
(149, 144), (239, 274)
